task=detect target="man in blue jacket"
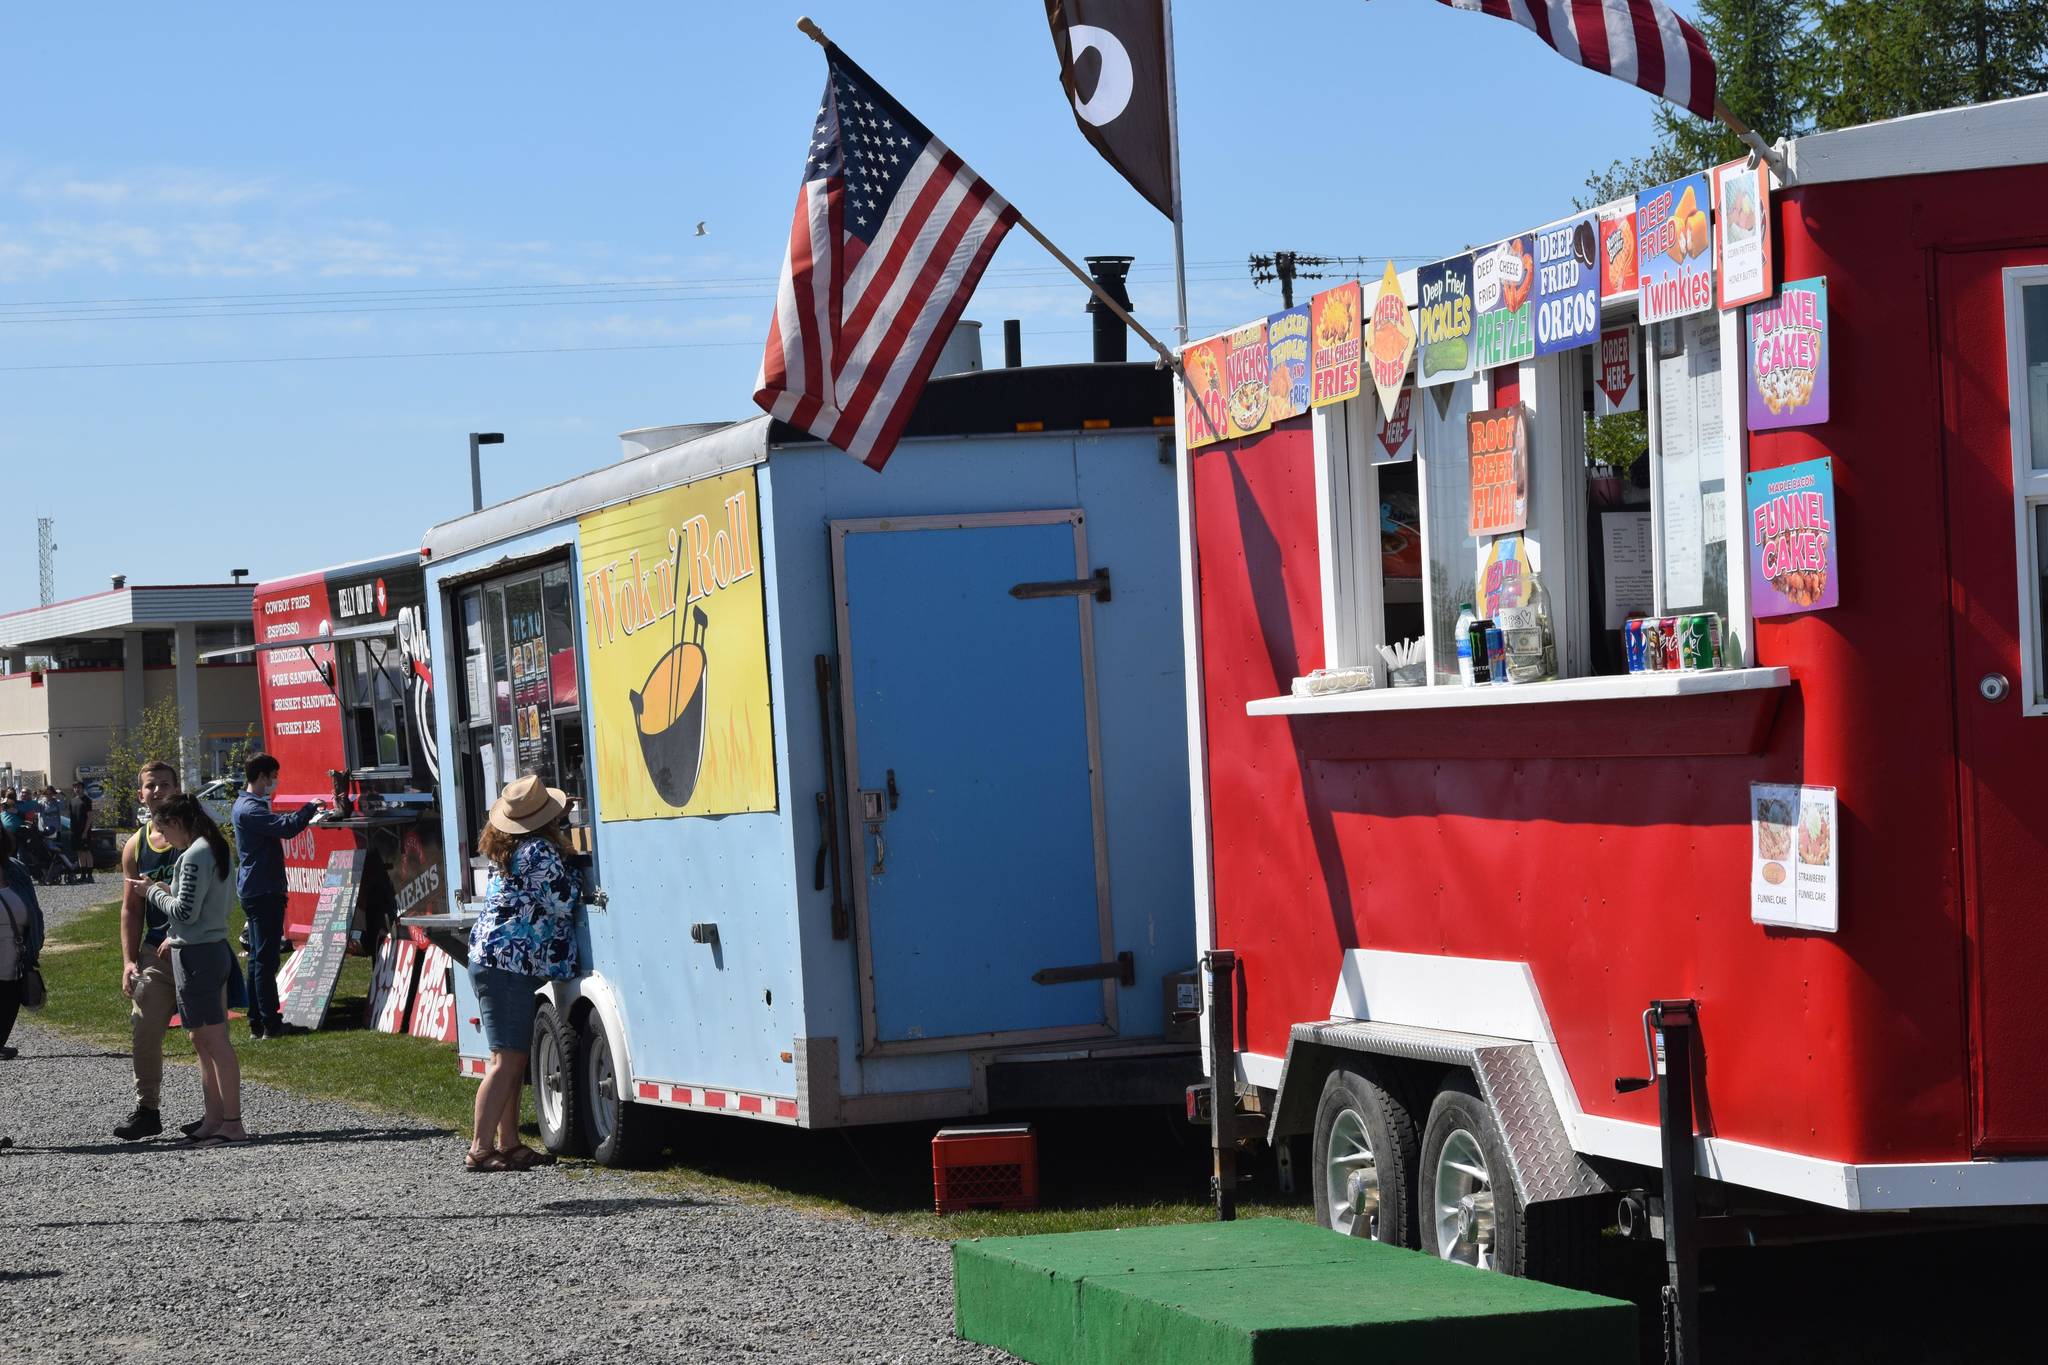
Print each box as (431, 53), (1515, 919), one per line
(232, 754), (322, 1039)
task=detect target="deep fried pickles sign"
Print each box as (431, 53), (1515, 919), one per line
(1309, 281), (1362, 408)
(1746, 457), (1838, 616)
(1415, 254), (1474, 388)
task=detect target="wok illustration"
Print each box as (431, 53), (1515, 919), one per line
(629, 606), (710, 806)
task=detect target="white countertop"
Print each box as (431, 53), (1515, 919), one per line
(1247, 666), (1791, 717)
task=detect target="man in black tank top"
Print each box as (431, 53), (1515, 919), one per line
(113, 761), (183, 1141)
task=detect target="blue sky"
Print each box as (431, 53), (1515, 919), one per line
(5, 1), (1688, 600)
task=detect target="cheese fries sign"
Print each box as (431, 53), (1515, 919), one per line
(1365, 261), (1416, 420)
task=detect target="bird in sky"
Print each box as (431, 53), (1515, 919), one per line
(694, 221), (707, 236)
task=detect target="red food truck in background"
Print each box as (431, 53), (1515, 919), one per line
(1178, 93), (2048, 1314)
(251, 552), (447, 945)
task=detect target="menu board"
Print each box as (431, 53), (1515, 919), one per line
(279, 850), (364, 1030)
(509, 598), (554, 783)
(1751, 783), (1838, 932)
(1655, 315), (1726, 609)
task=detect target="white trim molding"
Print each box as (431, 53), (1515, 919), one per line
(1328, 949), (2048, 1213)
(1784, 91), (2048, 186)
(2004, 267), (2048, 716)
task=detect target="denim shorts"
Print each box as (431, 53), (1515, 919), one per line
(470, 963), (545, 1053)
(171, 941), (233, 1030)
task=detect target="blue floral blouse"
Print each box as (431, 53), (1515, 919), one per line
(468, 837), (582, 979)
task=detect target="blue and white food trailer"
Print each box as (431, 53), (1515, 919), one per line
(415, 361), (1197, 1163)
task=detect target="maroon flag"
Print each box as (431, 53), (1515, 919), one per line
(754, 44), (1018, 471)
(1435, 0), (1717, 119)
(1044, 1), (1174, 217)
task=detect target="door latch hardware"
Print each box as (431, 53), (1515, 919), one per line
(1980, 672), (2011, 702)
(869, 827), (887, 877)
(1031, 950), (1134, 987)
(859, 789), (888, 822)
(1010, 567), (1111, 603)
(886, 769), (899, 810)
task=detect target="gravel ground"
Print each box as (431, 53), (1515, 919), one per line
(21, 877), (115, 928)
(1, 884), (1015, 1365)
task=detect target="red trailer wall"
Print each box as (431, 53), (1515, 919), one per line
(1195, 162), (2048, 1170)
(252, 569), (355, 941)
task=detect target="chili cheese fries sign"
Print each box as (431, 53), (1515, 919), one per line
(577, 468), (777, 821)
(1308, 281), (1362, 408)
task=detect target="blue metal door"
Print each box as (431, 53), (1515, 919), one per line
(835, 512), (1112, 1050)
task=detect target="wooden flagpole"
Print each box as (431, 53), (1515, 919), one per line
(1714, 100), (1791, 181)
(794, 15), (1221, 443)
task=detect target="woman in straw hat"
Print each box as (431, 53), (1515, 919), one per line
(465, 774), (581, 1172)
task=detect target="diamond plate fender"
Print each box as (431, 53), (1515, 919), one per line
(1269, 1019), (1610, 1206)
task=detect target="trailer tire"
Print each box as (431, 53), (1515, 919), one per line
(579, 1010), (655, 1168)
(1311, 1062), (1419, 1248)
(531, 1003), (588, 1157)
(1419, 1078), (1604, 1287)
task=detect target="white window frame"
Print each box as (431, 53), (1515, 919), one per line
(1310, 304), (1758, 698)
(2004, 265), (2048, 716)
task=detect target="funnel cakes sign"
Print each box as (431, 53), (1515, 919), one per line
(577, 467), (777, 821)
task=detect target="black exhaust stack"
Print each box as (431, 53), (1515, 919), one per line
(1084, 255), (1134, 363)
(1003, 319), (1022, 369)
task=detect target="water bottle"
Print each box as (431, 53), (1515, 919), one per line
(1454, 603), (1478, 687)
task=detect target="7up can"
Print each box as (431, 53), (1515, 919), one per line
(1678, 613), (1723, 671)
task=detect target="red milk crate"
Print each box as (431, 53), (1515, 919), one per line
(931, 1123), (1038, 1213)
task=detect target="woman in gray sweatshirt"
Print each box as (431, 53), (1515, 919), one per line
(135, 794), (248, 1144)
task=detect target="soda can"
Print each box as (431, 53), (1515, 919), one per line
(1658, 617), (1683, 671)
(1622, 619), (1648, 673)
(1468, 618), (1494, 686)
(1637, 618), (1663, 672)
(1486, 627), (1508, 685)
(1679, 613), (1723, 671)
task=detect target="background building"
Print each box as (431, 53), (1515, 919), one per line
(0, 577), (256, 791)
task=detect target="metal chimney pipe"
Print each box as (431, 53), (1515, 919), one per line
(111, 574), (127, 590)
(1003, 319), (1022, 369)
(1084, 256), (1134, 363)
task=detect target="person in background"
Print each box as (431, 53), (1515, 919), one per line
(231, 754), (321, 1039)
(0, 796), (18, 836)
(40, 787), (65, 847)
(135, 793), (248, 1145)
(68, 781), (94, 883)
(113, 761), (183, 1141)
(1, 823), (46, 1061)
(464, 774), (579, 1172)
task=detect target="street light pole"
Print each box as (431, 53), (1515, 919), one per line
(468, 432), (504, 512)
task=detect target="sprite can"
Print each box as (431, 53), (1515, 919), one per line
(1678, 613), (1723, 671)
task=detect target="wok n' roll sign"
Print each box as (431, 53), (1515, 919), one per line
(578, 467), (777, 821)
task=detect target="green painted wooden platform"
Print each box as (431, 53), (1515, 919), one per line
(954, 1219), (1635, 1365)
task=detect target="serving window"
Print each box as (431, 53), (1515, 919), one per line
(1314, 297), (1751, 697)
(447, 559), (593, 867)
(336, 630), (414, 775)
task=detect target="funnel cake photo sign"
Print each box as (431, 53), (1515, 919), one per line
(578, 467), (777, 820)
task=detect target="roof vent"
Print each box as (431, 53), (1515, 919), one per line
(931, 319), (984, 378)
(110, 574), (127, 590)
(1085, 256), (1134, 363)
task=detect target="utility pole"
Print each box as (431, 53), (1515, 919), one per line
(1248, 253), (1352, 309)
(36, 518), (56, 606)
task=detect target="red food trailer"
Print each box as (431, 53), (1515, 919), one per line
(1178, 92), (2048, 1326)
(250, 553), (448, 947)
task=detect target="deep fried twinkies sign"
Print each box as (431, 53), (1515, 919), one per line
(1637, 173), (1715, 324)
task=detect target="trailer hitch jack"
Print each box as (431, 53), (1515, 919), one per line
(1644, 998), (1702, 1365)
(1203, 949), (1239, 1221)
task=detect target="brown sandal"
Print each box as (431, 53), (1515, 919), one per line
(464, 1148), (511, 1172)
(498, 1145), (558, 1170)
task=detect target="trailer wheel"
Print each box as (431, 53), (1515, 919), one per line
(579, 1010), (655, 1167)
(531, 1003), (588, 1157)
(1311, 1063), (1419, 1247)
(1419, 1078), (1604, 1286)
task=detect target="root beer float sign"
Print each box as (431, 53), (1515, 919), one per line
(577, 468), (778, 821)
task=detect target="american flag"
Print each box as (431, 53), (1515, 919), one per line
(1436, 0), (1717, 120)
(754, 45), (1018, 470)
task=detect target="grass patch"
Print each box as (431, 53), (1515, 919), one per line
(35, 900), (508, 1135)
(36, 901), (1306, 1239)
